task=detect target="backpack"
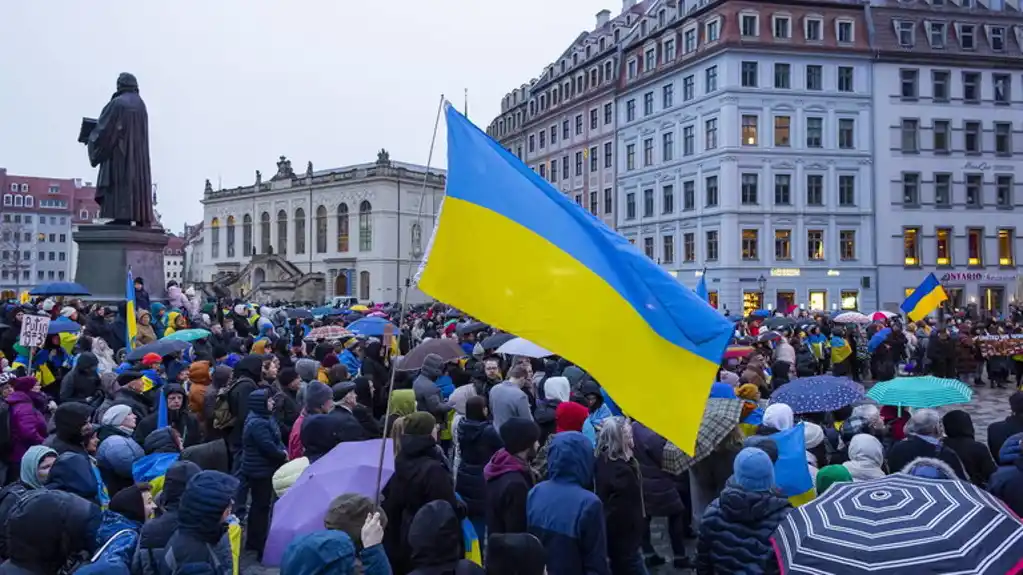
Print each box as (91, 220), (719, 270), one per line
(212, 383), (236, 431)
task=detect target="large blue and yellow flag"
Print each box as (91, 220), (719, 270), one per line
(416, 105), (733, 452)
(830, 335), (851, 364)
(694, 272), (709, 302)
(900, 273), (948, 322)
(770, 423), (816, 506)
(125, 268), (137, 351)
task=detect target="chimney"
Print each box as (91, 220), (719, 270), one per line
(622, 0), (636, 12)
(596, 9), (611, 28)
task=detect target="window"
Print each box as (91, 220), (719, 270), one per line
(682, 126), (695, 156)
(663, 235), (676, 263)
(663, 84), (674, 109)
(684, 233), (696, 263)
(563, 120), (570, 139)
(994, 74), (1011, 104)
(550, 126), (557, 145)
(359, 271), (370, 300)
(604, 103), (613, 125)
(707, 230), (719, 260)
(665, 38), (677, 61)
(589, 192), (598, 215)
(959, 24), (975, 49)
(705, 118), (718, 149)
(806, 174), (824, 206)
(590, 108), (598, 130)
(626, 100), (636, 122)
(643, 189), (654, 217)
(604, 188), (613, 214)
(806, 65), (823, 91)
(604, 142), (613, 168)
(840, 230), (856, 261)
(643, 237), (655, 259)
(589, 147), (598, 172)
(932, 70), (949, 102)
(538, 164), (547, 180)
(929, 22), (946, 48)
(562, 155), (570, 179)
(742, 115), (759, 146)
(539, 130), (546, 149)
(663, 185), (675, 214)
(627, 59), (637, 79)
(804, 117), (822, 148)
(645, 48), (656, 72)
(935, 173), (952, 207)
(900, 69), (918, 99)
(706, 176), (719, 207)
(626, 193), (636, 219)
(707, 19), (720, 42)
(641, 139), (653, 167)
(572, 151), (581, 176)
(933, 120), (950, 152)
(991, 26), (1006, 51)
(902, 173), (920, 205)
(903, 227), (921, 266)
(741, 61), (758, 87)
(998, 229), (1014, 266)
(936, 228), (952, 266)
(964, 121), (981, 153)
(773, 16), (791, 39)
(575, 114), (583, 134)
(837, 66), (854, 92)
(24, 197), (32, 208)
(741, 14), (758, 37)
(901, 119), (919, 152)
(838, 20), (854, 43)
(995, 123), (1012, 155)
(967, 228), (984, 266)
(684, 28), (697, 53)
(358, 200), (373, 251)
(210, 218), (220, 258)
(774, 174), (792, 205)
(626, 144), (636, 170)
(225, 216), (236, 258)
(663, 132), (675, 162)
(839, 175), (856, 206)
(806, 230), (825, 260)
(528, 134), (535, 152)
(683, 75), (694, 101)
(774, 63), (791, 89)
(13, 196), (22, 208)
(295, 208), (308, 254)
(965, 174), (983, 207)
(774, 229), (792, 260)
(550, 159), (558, 183)
(963, 72), (980, 103)
(997, 175), (1013, 208)
(806, 18), (822, 41)
(643, 92), (654, 116)
(741, 173), (759, 204)
(741, 229), (759, 260)
(838, 118), (855, 149)
(897, 21), (915, 47)
(705, 66), (718, 92)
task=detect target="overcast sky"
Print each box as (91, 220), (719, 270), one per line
(0, 0), (617, 231)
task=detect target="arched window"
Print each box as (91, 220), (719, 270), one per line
(337, 203), (349, 252)
(359, 270), (370, 300)
(315, 206), (327, 253)
(13, 195), (23, 207)
(294, 208), (306, 255)
(277, 210), (288, 255)
(260, 212), (271, 254)
(358, 200), (372, 251)
(242, 214), (253, 256)
(210, 217), (220, 258)
(410, 222), (423, 256)
(24, 196), (33, 207)
(226, 216), (236, 258)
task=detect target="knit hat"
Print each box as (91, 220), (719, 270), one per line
(543, 377), (571, 403)
(278, 367), (299, 388)
(403, 412), (438, 436)
(41, 299), (56, 312)
(803, 422), (825, 449)
(324, 493), (388, 548)
(487, 533), (547, 575)
(101, 404), (134, 428)
(109, 484), (148, 524)
(141, 353), (162, 366)
(816, 464), (853, 495)
(736, 383), (761, 402)
(295, 358), (320, 382)
(160, 460), (202, 510)
(742, 435), (779, 463)
(733, 447), (775, 492)
(60, 306), (77, 318)
(555, 401), (589, 433)
(321, 353), (340, 368)
(177, 471), (239, 538)
(304, 381), (333, 412)
(53, 402), (94, 442)
(499, 417), (541, 455)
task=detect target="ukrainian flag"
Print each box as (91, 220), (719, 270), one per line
(416, 105), (733, 452)
(829, 335), (851, 365)
(125, 268), (137, 351)
(694, 272), (709, 302)
(770, 423), (816, 506)
(900, 273), (948, 322)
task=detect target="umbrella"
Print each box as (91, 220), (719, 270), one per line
(304, 325), (351, 341)
(455, 321), (489, 336)
(481, 332), (515, 350)
(29, 281), (91, 296)
(833, 311), (870, 324)
(870, 310), (896, 321)
(867, 327), (892, 353)
(765, 317), (794, 329)
(496, 337), (554, 358)
(346, 317), (395, 337)
(368, 311), (388, 318)
(757, 330), (783, 343)
(286, 309), (313, 320)
(866, 376), (972, 408)
(262, 439), (395, 566)
(670, 398), (745, 473)
(774, 474), (1023, 575)
(46, 318), (81, 335)
(769, 375), (864, 414)
(723, 345), (754, 360)
(309, 306), (333, 317)
(794, 318), (816, 329)
(398, 338), (466, 372)
(747, 309), (771, 319)
(125, 339), (190, 361)
(349, 304), (370, 312)
(163, 329), (211, 343)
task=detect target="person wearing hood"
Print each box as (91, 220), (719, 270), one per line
(988, 433), (1023, 516)
(457, 396), (503, 542)
(339, 338), (364, 378)
(901, 456), (961, 479)
(163, 310), (189, 337)
(842, 434), (887, 481)
(59, 352), (102, 405)
(46, 450), (106, 506)
(161, 470), (239, 574)
(361, 340), (391, 419)
(1, 489), (102, 574)
(942, 409), (996, 486)
(594, 417), (646, 575)
(132, 461), (202, 575)
(579, 381), (613, 446)
(534, 376), (569, 447)
(226, 355), (269, 457)
(886, 409), (968, 481)
(758, 403), (795, 435)
(46, 401), (95, 456)
(242, 388), (287, 561)
(289, 381), (334, 460)
(0, 445), (58, 559)
(381, 411), (459, 575)
(406, 500), (484, 575)
(487, 533), (547, 575)
(96, 405), (146, 497)
(696, 447), (792, 575)
(135, 308), (158, 347)
(133, 277), (152, 319)
(988, 392), (1023, 458)
(294, 357), (320, 404)
(5, 376), (48, 474)
(384, 389), (416, 437)
(186, 360), (212, 416)
(300, 413), (357, 464)
(112, 370), (153, 423)
(272, 367), (302, 441)
(527, 431), (609, 575)
(351, 376), (379, 435)
(272, 337), (294, 371)
(202, 365), (234, 441)
(280, 519), (390, 575)
(135, 383), (200, 448)
(413, 353), (451, 420)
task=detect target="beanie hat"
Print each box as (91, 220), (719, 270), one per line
(142, 353), (162, 366)
(816, 464), (853, 495)
(332, 381), (356, 401)
(324, 493), (388, 548)
(12, 377), (36, 393)
(499, 417), (541, 455)
(304, 381), (333, 412)
(736, 383), (761, 402)
(41, 299), (56, 312)
(403, 412), (438, 436)
(101, 404), (134, 428)
(742, 435), (779, 463)
(109, 484), (148, 524)
(487, 533), (547, 575)
(61, 306), (77, 318)
(555, 401), (589, 433)
(160, 461), (202, 510)
(733, 447), (775, 492)
(321, 353), (340, 369)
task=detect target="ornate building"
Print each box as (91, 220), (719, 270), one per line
(199, 151), (445, 304)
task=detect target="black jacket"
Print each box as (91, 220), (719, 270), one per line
(271, 385), (300, 440)
(180, 438), (231, 473)
(988, 414), (1023, 460)
(407, 500), (485, 575)
(942, 410), (997, 487)
(696, 479), (790, 575)
(484, 448), (534, 535)
(59, 353), (102, 405)
(226, 355), (267, 450)
(112, 386), (152, 422)
(455, 419), (502, 518)
(241, 388), (286, 479)
(594, 455), (645, 566)
(886, 436), (968, 481)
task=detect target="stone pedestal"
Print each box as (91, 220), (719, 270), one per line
(73, 225), (168, 301)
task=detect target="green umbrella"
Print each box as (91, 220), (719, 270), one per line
(865, 376), (972, 408)
(163, 328), (212, 343)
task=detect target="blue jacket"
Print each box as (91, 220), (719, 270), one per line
(280, 530), (391, 575)
(339, 349), (362, 376)
(696, 479), (791, 575)
(989, 432), (1023, 517)
(526, 432), (610, 575)
(241, 388), (287, 478)
(456, 419), (502, 517)
(46, 451), (108, 507)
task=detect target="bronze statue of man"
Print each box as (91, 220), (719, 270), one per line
(85, 72), (155, 227)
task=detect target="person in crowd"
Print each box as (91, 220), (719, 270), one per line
(0, 445), (57, 558)
(942, 409), (997, 487)
(901, 456), (961, 479)
(351, 376), (380, 437)
(988, 434), (1023, 516)
(803, 421), (828, 473)
(132, 461), (202, 574)
(241, 388), (287, 561)
(816, 464), (853, 495)
(633, 420), (692, 570)
(46, 401), (95, 455)
(758, 403), (794, 435)
(226, 355), (269, 459)
(96, 405), (145, 496)
(696, 447), (792, 575)
(406, 500), (484, 575)
(886, 409), (968, 480)
(534, 375), (569, 447)
(112, 370), (152, 422)
(289, 381), (334, 460)
(457, 395), (503, 541)
(279, 513), (389, 575)
(272, 367), (301, 440)
(187, 360), (212, 415)
(988, 392), (1023, 458)
(135, 308), (158, 347)
(323, 493), (387, 549)
(300, 413), (352, 464)
(490, 364), (534, 433)
(842, 434), (887, 481)
(360, 340), (391, 419)
(6, 376), (49, 480)
(59, 351), (102, 405)
(201, 365), (233, 441)
(135, 382), (200, 448)
(486, 533), (547, 575)
(594, 417), (645, 575)
(689, 425), (745, 533)
(46, 447), (105, 506)
(533, 401), (588, 478)
(484, 416), (539, 537)
(2, 490), (103, 574)
(331, 380), (371, 441)
(927, 327), (958, 379)
(162, 470), (239, 574)
(339, 338), (363, 377)
(527, 431), (609, 575)
(412, 353), (450, 420)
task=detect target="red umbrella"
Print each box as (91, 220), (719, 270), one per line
(304, 325), (351, 341)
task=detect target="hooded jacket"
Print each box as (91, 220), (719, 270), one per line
(942, 410), (997, 487)
(526, 432), (610, 575)
(988, 433), (1023, 516)
(134, 383), (200, 449)
(187, 361), (212, 415)
(46, 452), (103, 505)
(901, 456), (961, 479)
(484, 448), (534, 536)
(131, 461), (202, 575)
(59, 352), (102, 404)
(241, 388), (286, 478)
(135, 309), (158, 346)
(227, 355), (267, 450)
(842, 433), (887, 481)
(2, 490), (102, 574)
(412, 354), (450, 419)
(456, 418), (502, 518)
(45, 402), (94, 456)
(6, 378), (48, 464)
(407, 500), (484, 575)
(696, 477), (791, 575)
(96, 432), (145, 497)
(280, 530), (391, 575)
(163, 471), (237, 574)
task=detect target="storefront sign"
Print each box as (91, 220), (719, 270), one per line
(770, 268), (801, 277)
(939, 271), (1019, 283)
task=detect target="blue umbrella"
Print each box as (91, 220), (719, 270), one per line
(345, 316), (394, 337)
(749, 309), (770, 318)
(769, 375), (865, 414)
(29, 282), (91, 296)
(125, 339), (190, 362)
(47, 317), (82, 335)
(867, 327), (892, 353)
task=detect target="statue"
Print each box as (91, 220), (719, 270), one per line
(273, 156), (294, 180)
(82, 73), (155, 227)
(204, 179), (213, 194)
(376, 149), (390, 165)
(255, 170), (262, 186)
(306, 161), (313, 178)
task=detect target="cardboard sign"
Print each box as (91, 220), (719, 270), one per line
(19, 315), (51, 348)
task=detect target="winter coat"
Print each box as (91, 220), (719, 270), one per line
(407, 501), (485, 575)
(272, 385), (301, 441)
(59, 352), (102, 404)
(46, 452), (103, 506)
(594, 454), (644, 570)
(927, 335), (957, 378)
(533, 399), (560, 447)
(989, 436), (1023, 517)
(489, 381), (533, 432)
(955, 334), (981, 374)
(187, 361), (212, 415)
(288, 411), (308, 460)
(885, 435), (968, 481)
(1, 489), (102, 575)
(696, 478), (791, 575)
(112, 387), (152, 422)
(180, 438), (231, 473)
(227, 355), (267, 450)
(942, 410), (997, 487)
(631, 422), (685, 516)
(6, 390), (48, 464)
(135, 400), (201, 449)
(455, 419), (502, 518)
(280, 530), (391, 575)
(339, 349), (362, 377)
(412, 361), (449, 419)
(988, 415), (1023, 461)
(241, 388), (287, 479)
(526, 432), (610, 575)
(485, 449), (534, 535)
(793, 345), (817, 378)
(96, 432), (145, 496)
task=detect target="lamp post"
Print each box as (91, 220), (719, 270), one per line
(757, 274), (767, 308)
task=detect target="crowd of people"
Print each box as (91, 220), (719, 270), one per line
(0, 277), (1020, 574)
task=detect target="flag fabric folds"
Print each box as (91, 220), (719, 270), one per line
(829, 336), (851, 365)
(125, 268), (138, 350)
(770, 423), (816, 507)
(695, 273), (709, 302)
(416, 105), (733, 452)
(900, 273), (948, 322)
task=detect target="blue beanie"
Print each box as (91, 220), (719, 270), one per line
(733, 447), (775, 492)
(177, 471), (239, 540)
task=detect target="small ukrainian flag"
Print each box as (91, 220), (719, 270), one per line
(770, 423), (816, 507)
(126, 268), (138, 350)
(900, 273), (948, 322)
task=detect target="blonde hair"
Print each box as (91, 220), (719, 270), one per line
(390, 416), (407, 458)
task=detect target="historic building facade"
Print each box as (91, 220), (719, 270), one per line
(199, 152), (445, 304)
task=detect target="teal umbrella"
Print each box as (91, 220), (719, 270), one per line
(865, 376), (972, 408)
(163, 328), (211, 343)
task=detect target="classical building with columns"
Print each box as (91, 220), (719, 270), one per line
(199, 151), (445, 304)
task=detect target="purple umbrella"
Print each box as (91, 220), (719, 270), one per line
(262, 439), (395, 566)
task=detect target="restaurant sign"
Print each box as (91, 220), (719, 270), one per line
(939, 271), (1019, 283)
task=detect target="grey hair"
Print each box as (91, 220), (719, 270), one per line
(596, 416), (632, 462)
(905, 408), (943, 437)
(851, 403), (881, 424)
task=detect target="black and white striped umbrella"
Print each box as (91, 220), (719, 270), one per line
(772, 474), (1023, 575)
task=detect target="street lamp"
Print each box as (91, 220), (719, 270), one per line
(757, 274), (767, 307)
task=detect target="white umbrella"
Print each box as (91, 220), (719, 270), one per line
(496, 337), (554, 358)
(834, 311), (871, 324)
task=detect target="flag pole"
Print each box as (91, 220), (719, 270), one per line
(374, 93), (445, 504)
